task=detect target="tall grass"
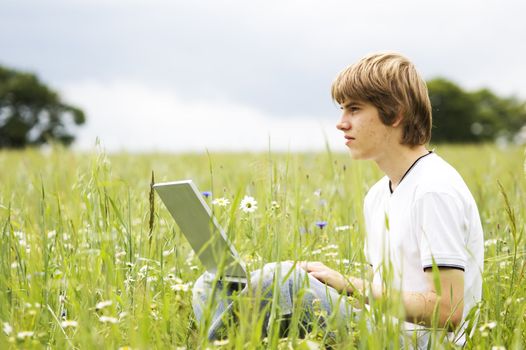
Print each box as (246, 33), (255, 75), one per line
(0, 144), (524, 349)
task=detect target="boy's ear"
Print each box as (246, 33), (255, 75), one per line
(391, 113), (404, 127)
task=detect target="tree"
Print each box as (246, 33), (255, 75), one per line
(0, 65), (86, 148)
(427, 77), (526, 143)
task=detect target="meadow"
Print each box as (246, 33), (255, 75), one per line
(0, 144), (524, 349)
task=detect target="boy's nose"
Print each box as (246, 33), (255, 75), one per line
(336, 117), (350, 131)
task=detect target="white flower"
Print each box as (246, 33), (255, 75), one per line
(213, 339), (230, 346)
(484, 239), (498, 247)
(163, 248), (175, 257)
(270, 201), (280, 210)
(239, 196), (258, 213)
(335, 225), (351, 232)
(212, 197), (230, 207)
(47, 230), (57, 239)
(95, 300), (113, 311)
(479, 321), (497, 332)
(3, 322), (13, 335)
(60, 320), (78, 328)
(491, 346), (506, 350)
(14, 231), (26, 240)
(171, 282), (192, 292)
(99, 316), (119, 324)
(16, 331), (34, 340)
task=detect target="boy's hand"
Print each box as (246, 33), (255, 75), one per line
(298, 261), (350, 293)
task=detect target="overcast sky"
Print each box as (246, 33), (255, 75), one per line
(1, 0), (525, 152)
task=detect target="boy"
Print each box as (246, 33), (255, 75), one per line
(192, 52), (484, 348)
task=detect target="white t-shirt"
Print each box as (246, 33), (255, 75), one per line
(363, 152), (484, 341)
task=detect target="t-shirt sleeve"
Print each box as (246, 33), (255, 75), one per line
(413, 192), (468, 271)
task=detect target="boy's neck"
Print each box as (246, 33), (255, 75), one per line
(375, 144), (430, 192)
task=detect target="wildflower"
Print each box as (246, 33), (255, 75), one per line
(315, 221), (327, 229)
(491, 346), (506, 350)
(14, 231), (26, 240)
(47, 230), (57, 239)
(484, 239), (498, 247)
(3, 322), (13, 335)
(95, 300), (113, 311)
(16, 331), (34, 340)
(335, 225), (351, 232)
(479, 321), (497, 332)
(325, 252), (338, 258)
(171, 282), (192, 292)
(60, 320), (78, 328)
(213, 339), (230, 346)
(270, 200), (280, 210)
(212, 197), (230, 207)
(164, 273), (178, 282)
(239, 196), (258, 213)
(313, 189), (322, 197)
(311, 249), (322, 255)
(99, 316), (119, 324)
(163, 248), (174, 257)
(115, 251), (126, 258)
(202, 191), (212, 198)
(339, 259), (350, 266)
(322, 244), (338, 251)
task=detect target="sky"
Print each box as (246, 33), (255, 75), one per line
(1, 0), (525, 152)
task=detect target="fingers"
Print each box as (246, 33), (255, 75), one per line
(298, 261), (326, 272)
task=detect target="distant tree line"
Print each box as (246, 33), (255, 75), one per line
(0, 64), (525, 149)
(0, 65), (85, 149)
(427, 78), (526, 143)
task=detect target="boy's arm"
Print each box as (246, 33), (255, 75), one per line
(300, 262), (464, 329)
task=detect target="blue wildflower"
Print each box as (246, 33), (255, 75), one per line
(202, 191), (212, 198)
(316, 221), (328, 229)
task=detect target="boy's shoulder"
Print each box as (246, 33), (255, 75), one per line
(364, 153), (473, 205)
(409, 153), (475, 206)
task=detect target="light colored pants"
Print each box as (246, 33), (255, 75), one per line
(192, 261), (430, 348)
(192, 261), (353, 340)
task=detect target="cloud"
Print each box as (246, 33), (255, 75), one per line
(62, 80), (343, 152)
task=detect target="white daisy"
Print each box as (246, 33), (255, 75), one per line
(95, 300), (113, 311)
(3, 322), (13, 335)
(239, 196), (258, 213)
(99, 316), (119, 324)
(16, 331), (34, 340)
(60, 320), (78, 328)
(212, 197), (230, 207)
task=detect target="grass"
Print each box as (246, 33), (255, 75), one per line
(0, 144), (524, 349)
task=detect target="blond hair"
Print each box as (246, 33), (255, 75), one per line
(331, 52), (432, 146)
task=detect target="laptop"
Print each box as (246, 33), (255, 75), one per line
(153, 180), (248, 283)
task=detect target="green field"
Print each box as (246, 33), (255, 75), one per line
(0, 144), (524, 349)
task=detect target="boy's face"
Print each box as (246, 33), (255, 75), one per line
(336, 99), (400, 161)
